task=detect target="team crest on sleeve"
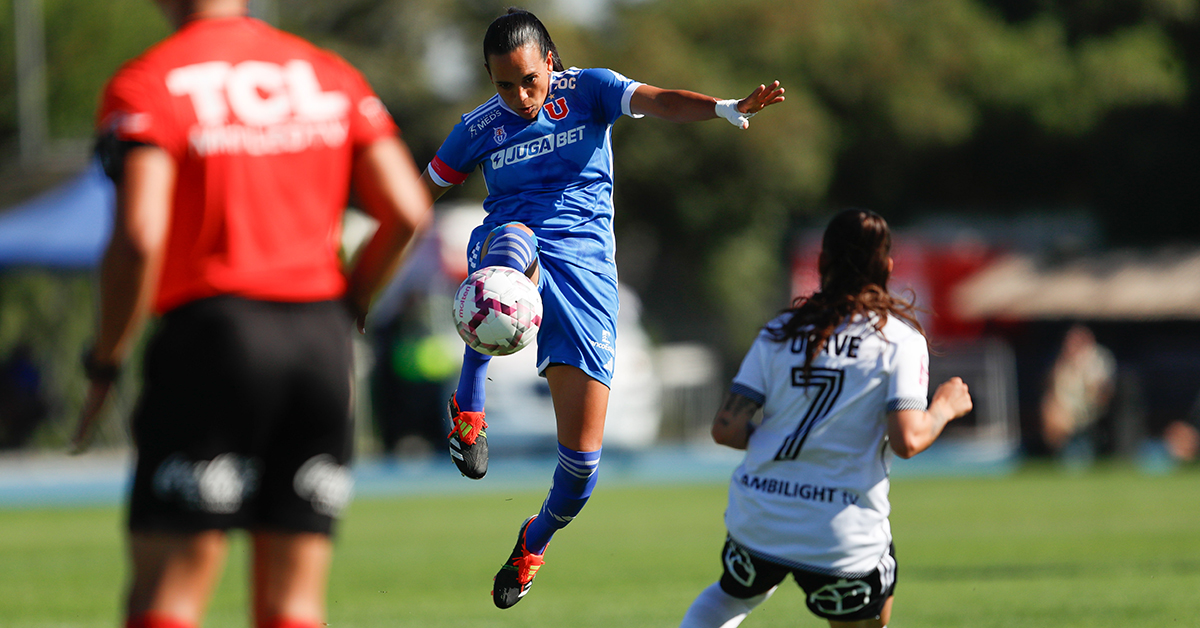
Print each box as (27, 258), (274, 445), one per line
(494, 126), (507, 144)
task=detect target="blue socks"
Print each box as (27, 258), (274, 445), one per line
(480, 222), (537, 271)
(455, 223), (538, 413)
(455, 347), (490, 412)
(525, 444), (601, 554)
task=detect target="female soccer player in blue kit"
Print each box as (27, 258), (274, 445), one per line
(420, 8), (785, 608)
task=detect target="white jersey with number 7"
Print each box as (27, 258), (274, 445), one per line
(725, 312), (929, 577)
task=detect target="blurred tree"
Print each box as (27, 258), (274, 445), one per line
(900, 0), (1200, 249)
(43, 0), (170, 137)
(596, 0), (1189, 355)
(283, 0), (504, 184)
(0, 0), (168, 145)
(0, 1), (12, 146)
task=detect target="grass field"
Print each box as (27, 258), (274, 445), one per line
(2, 463), (1198, 628)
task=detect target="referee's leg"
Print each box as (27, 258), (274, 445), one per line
(248, 299), (353, 628)
(251, 532), (333, 628)
(126, 531), (229, 627)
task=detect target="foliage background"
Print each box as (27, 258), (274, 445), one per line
(0, 0), (1197, 446)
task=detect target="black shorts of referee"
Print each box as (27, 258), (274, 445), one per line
(128, 295), (356, 536)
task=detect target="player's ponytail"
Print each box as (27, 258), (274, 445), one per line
(770, 209), (926, 378)
(483, 7), (564, 72)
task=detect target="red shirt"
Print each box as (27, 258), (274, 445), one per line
(96, 17), (397, 313)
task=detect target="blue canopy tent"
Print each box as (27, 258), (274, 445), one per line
(0, 160), (113, 269)
(0, 160), (113, 449)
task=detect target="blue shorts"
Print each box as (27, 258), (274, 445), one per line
(467, 224), (618, 388)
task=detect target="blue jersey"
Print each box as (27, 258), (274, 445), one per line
(429, 67), (643, 274)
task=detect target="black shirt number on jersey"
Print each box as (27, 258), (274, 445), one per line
(774, 368), (845, 461)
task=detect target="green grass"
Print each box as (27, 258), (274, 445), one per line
(2, 464), (1198, 627)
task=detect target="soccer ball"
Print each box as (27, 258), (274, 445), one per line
(452, 266), (542, 356)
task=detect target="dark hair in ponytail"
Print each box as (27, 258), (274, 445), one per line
(769, 209), (926, 377)
(483, 7), (564, 72)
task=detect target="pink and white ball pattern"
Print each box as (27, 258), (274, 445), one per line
(452, 266), (543, 356)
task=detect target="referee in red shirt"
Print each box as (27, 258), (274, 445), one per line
(74, 2), (430, 627)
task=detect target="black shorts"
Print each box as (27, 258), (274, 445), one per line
(718, 536), (898, 622)
(128, 296), (355, 535)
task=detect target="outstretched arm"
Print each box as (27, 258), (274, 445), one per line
(630, 81), (784, 128)
(711, 392), (763, 450)
(888, 377), (974, 459)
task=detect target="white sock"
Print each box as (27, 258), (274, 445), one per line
(678, 582), (776, 628)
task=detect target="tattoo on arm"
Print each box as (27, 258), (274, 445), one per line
(726, 394), (760, 419)
(716, 393), (761, 425)
(712, 393), (763, 448)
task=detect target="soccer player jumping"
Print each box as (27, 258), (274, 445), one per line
(421, 8), (784, 609)
(678, 209), (974, 628)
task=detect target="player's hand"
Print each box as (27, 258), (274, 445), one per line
(931, 377), (973, 422)
(737, 81), (785, 118)
(70, 379), (113, 455)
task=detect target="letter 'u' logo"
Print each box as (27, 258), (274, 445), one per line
(545, 97), (569, 120)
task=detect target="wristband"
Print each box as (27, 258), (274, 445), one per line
(82, 349), (120, 384)
(715, 99), (754, 129)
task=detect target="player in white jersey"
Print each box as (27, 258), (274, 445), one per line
(678, 209), (974, 628)
(420, 8), (785, 609)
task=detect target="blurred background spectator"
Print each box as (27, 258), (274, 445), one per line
(1040, 325), (1116, 458)
(1162, 394), (1200, 463)
(0, 344), (47, 449)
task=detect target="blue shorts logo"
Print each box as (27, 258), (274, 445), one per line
(591, 330), (614, 354)
(468, 241), (482, 272)
(592, 330), (615, 372)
